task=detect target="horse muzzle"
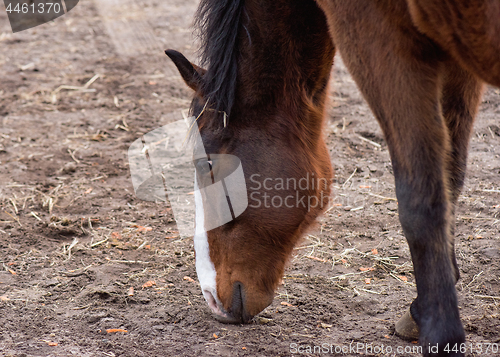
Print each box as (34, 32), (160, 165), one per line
(204, 282), (254, 324)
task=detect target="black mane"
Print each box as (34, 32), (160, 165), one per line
(195, 0), (245, 117)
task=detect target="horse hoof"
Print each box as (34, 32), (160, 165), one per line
(395, 309), (419, 341)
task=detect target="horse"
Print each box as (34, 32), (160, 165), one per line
(164, 1), (500, 356)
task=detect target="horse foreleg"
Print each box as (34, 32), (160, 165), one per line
(395, 62), (484, 342)
(316, 1), (467, 355)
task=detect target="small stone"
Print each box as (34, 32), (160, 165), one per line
(481, 248), (499, 259)
(62, 162), (77, 174)
(387, 203), (398, 211)
(256, 317), (272, 324)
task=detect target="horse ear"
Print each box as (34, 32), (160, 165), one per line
(165, 49), (206, 92)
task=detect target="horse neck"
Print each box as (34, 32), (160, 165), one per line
(237, 0), (335, 135)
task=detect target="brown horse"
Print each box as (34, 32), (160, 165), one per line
(165, 1), (500, 356)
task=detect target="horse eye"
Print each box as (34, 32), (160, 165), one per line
(195, 159), (215, 187)
(195, 159), (213, 175)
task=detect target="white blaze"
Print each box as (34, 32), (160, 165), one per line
(193, 177), (225, 317)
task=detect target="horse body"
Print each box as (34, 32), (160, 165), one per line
(166, 0), (498, 356)
(406, 0), (500, 87)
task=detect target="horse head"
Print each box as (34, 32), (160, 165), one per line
(165, 0), (334, 323)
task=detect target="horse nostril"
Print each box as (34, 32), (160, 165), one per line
(231, 282), (251, 323)
(231, 282), (243, 322)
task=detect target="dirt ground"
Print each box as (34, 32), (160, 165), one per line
(0, 1), (499, 356)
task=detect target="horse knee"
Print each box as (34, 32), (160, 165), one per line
(396, 188), (448, 246)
